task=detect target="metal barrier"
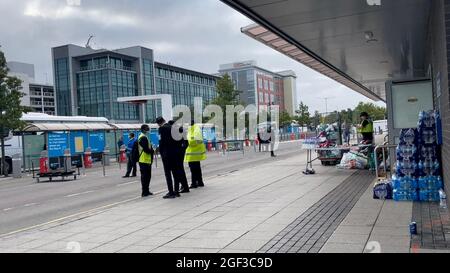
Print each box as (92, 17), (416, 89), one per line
(374, 142), (397, 180)
(217, 140), (246, 156)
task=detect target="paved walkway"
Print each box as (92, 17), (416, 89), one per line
(0, 153), (358, 253)
(320, 182), (450, 253)
(2, 147), (445, 253)
(320, 185), (413, 253)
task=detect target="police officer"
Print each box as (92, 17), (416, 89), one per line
(357, 112), (374, 144)
(185, 121), (207, 189)
(138, 124), (153, 197)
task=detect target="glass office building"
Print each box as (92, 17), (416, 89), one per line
(154, 62), (217, 118)
(52, 45), (218, 123)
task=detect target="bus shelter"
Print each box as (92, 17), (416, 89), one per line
(19, 123), (113, 170)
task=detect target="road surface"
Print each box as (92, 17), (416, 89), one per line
(0, 141), (305, 235)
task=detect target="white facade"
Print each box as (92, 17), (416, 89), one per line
(278, 70), (298, 117)
(7, 62), (56, 115)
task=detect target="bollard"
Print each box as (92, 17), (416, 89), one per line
(207, 141), (213, 152)
(102, 146), (110, 177)
(245, 139), (250, 147)
(118, 145), (126, 170)
(63, 149), (72, 173)
(39, 150), (49, 175)
(223, 142), (228, 155)
(103, 146), (111, 166)
(12, 153), (22, 178)
(119, 145), (127, 164)
(84, 147), (93, 169)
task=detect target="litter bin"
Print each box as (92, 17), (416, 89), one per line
(12, 153), (22, 178)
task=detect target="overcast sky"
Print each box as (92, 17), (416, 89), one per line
(0, 0), (385, 114)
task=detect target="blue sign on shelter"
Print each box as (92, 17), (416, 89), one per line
(48, 132), (69, 157)
(89, 132), (106, 153)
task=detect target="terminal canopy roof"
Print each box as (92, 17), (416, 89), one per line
(221, 0), (431, 102)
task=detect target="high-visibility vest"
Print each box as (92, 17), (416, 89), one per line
(184, 125), (207, 163)
(359, 120), (374, 134)
(138, 133), (153, 164)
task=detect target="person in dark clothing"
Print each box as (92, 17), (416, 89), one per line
(168, 120), (190, 194)
(156, 117), (189, 199)
(123, 133), (137, 178)
(257, 132), (262, 152)
(268, 127), (276, 158)
(138, 124), (154, 197)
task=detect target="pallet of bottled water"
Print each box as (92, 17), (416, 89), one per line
(393, 111), (444, 203)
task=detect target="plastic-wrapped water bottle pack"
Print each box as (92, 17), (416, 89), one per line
(393, 111), (444, 202)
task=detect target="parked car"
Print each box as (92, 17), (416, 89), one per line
(0, 156), (13, 174)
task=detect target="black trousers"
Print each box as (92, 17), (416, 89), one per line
(161, 155), (176, 195)
(139, 163), (152, 196)
(125, 153), (137, 177)
(189, 161), (204, 186)
(174, 155), (189, 192)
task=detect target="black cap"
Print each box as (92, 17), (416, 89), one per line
(155, 116), (166, 125)
(360, 112), (369, 118)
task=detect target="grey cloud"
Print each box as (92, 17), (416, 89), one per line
(0, 0), (382, 114)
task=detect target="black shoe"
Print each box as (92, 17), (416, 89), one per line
(198, 183), (205, 187)
(131, 175), (137, 177)
(163, 193), (176, 199)
(123, 175), (130, 178)
(180, 188), (190, 193)
(142, 192), (153, 197)
(189, 184), (198, 189)
(175, 192), (181, 197)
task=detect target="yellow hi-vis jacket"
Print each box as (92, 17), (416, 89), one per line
(138, 133), (153, 164)
(358, 120), (374, 134)
(184, 124), (207, 163)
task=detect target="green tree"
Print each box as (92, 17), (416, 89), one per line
(212, 74), (242, 108)
(312, 110), (321, 128)
(0, 48), (31, 176)
(211, 74), (244, 138)
(324, 111), (339, 125)
(295, 102), (310, 127)
(279, 111), (292, 128)
(353, 102), (386, 123)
